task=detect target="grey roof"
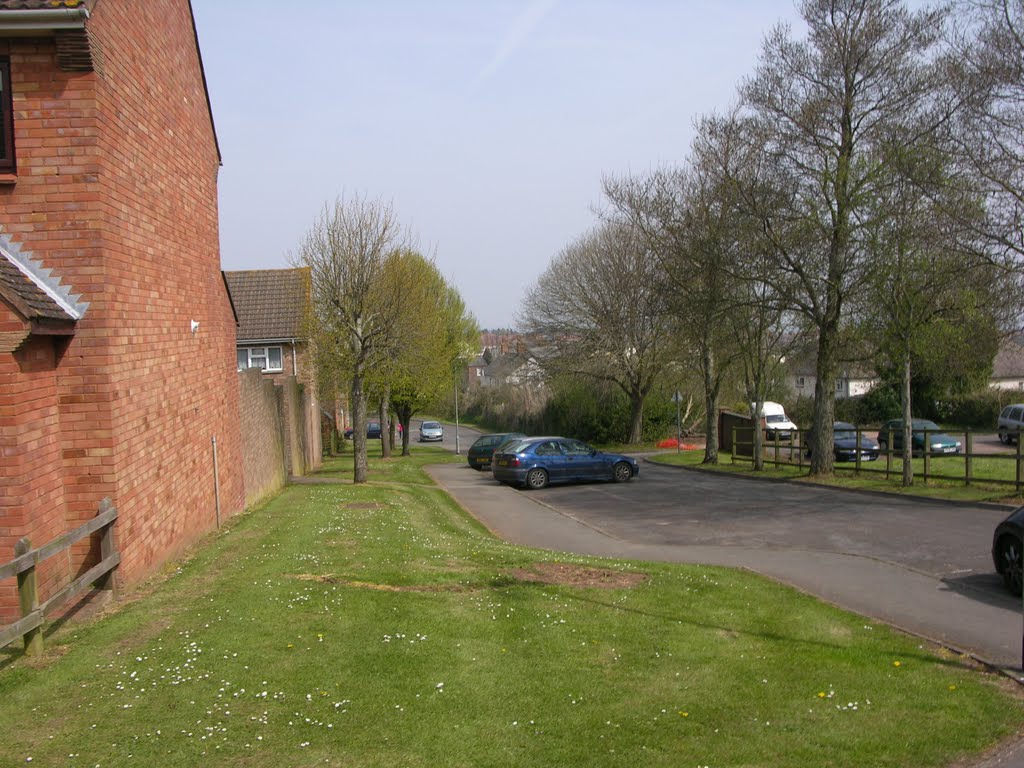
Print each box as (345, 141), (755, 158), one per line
(0, 237), (85, 321)
(993, 337), (1024, 378)
(223, 268), (308, 342)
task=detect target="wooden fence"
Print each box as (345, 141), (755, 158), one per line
(730, 426), (1024, 491)
(0, 499), (119, 656)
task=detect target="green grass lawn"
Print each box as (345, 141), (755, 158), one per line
(1, 451), (1022, 766)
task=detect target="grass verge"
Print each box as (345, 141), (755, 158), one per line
(1, 454), (1022, 767)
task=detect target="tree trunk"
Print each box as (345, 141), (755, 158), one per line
(702, 346), (719, 464)
(396, 403), (413, 456)
(628, 388), (644, 444)
(751, 400), (764, 472)
(351, 371), (368, 484)
(810, 328), (838, 476)
(379, 395), (391, 459)
(901, 351), (914, 487)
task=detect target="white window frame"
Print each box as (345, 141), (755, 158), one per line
(238, 345), (284, 373)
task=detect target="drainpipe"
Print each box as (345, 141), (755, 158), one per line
(291, 339), (297, 376)
(211, 436), (221, 529)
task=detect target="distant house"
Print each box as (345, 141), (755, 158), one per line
(990, 337), (1024, 391)
(0, 0), (243, 621)
(785, 351), (879, 401)
(224, 268), (312, 386)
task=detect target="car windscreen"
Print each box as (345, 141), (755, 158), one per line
(500, 440), (532, 454)
(765, 415), (787, 423)
(423, 422), (440, 429)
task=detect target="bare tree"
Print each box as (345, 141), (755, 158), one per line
(299, 195), (408, 483)
(520, 222), (675, 444)
(603, 160), (740, 463)
(736, 0), (953, 475)
(953, 0), (1024, 269)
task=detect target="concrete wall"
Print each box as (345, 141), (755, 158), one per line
(238, 368), (287, 510)
(237, 369), (322, 510)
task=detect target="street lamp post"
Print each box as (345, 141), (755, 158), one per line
(454, 385), (461, 455)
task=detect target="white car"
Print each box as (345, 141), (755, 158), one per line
(418, 421), (444, 442)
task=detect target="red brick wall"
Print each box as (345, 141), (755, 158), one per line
(0, 0), (243, 618)
(0, 329), (72, 622)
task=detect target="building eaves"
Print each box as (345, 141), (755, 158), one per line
(0, 235), (86, 321)
(0, 2), (94, 71)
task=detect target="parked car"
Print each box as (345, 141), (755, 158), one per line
(491, 436), (639, 490)
(805, 421), (880, 462)
(344, 421), (382, 439)
(757, 401), (798, 441)
(467, 432), (525, 471)
(997, 404), (1024, 445)
(992, 505), (1024, 595)
(877, 419), (961, 456)
(418, 421), (444, 442)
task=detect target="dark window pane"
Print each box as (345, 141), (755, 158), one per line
(0, 59), (12, 172)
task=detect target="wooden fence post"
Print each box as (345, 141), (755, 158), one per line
(965, 430), (973, 486)
(15, 537), (42, 656)
(97, 498), (120, 600)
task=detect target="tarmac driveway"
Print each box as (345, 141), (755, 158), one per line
(426, 456), (1024, 671)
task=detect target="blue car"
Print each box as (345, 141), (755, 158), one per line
(491, 436), (639, 490)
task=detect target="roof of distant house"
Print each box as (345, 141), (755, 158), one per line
(993, 336), (1024, 379)
(224, 268), (308, 343)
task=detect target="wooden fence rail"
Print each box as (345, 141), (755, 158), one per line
(730, 426), (1024, 491)
(0, 499), (119, 656)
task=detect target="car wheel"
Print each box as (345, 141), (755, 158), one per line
(525, 468), (549, 490)
(999, 430), (1010, 445)
(998, 535), (1024, 596)
(612, 461), (633, 483)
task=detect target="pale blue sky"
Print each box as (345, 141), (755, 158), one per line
(192, 1), (803, 329)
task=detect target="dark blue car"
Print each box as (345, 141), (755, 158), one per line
(805, 421), (879, 462)
(491, 436), (639, 490)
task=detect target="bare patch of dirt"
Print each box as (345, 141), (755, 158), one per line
(289, 574), (466, 593)
(344, 502), (382, 510)
(505, 562), (648, 589)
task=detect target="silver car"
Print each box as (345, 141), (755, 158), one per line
(418, 421), (443, 442)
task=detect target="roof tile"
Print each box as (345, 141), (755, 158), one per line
(224, 268), (309, 342)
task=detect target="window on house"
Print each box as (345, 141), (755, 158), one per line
(796, 376), (805, 388)
(0, 59), (14, 174)
(237, 345), (283, 373)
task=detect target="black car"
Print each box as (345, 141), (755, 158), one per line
(344, 421), (382, 439)
(466, 432), (525, 471)
(993, 505), (1024, 596)
(806, 421), (879, 462)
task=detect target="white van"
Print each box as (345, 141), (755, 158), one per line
(755, 401), (798, 441)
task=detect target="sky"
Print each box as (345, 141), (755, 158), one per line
(191, 0), (805, 330)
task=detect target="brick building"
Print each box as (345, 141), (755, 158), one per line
(0, 0), (243, 621)
(225, 268), (313, 387)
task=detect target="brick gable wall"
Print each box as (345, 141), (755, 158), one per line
(0, 0), (243, 621)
